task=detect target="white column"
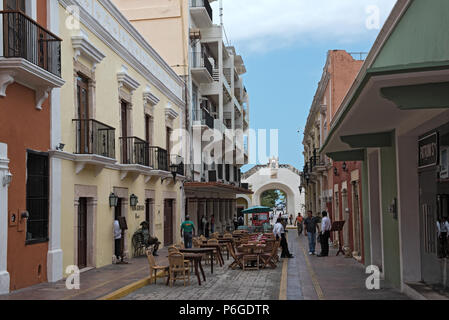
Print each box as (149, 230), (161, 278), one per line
(47, 0), (63, 283)
(0, 143), (10, 294)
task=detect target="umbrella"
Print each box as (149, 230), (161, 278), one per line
(241, 206), (272, 214)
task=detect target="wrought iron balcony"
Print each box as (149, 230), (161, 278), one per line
(119, 137), (149, 166)
(194, 106), (215, 129)
(1, 11), (61, 76)
(73, 119), (115, 159)
(148, 146), (168, 171)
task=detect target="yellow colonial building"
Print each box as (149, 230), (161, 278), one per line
(51, 0), (186, 274)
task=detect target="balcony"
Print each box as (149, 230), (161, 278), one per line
(191, 51), (214, 83)
(0, 11), (64, 109)
(190, 0), (213, 28)
(71, 119), (117, 175)
(193, 106), (215, 130)
(73, 119), (115, 159)
(148, 146), (168, 172)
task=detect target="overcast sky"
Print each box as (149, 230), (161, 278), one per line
(210, 1), (397, 170)
(212, 0), (396, 53)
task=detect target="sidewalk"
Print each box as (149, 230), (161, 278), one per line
(0, 248), (168, 300)
(286, 230), (410, 300)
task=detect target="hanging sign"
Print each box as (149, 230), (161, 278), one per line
(418, 132), (439, 168)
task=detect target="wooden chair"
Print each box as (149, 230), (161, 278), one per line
(168, 252), (190, 287)
(227, 242), (244, 270)
(260, 241), (280, 269)
(146, 250), (169, 284)
(168, 246), (191, 269)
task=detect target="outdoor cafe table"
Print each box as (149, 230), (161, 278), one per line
(202, 239), (233, 260)
(199, 244), (224, 266)
(183, 253), (206, 286)
(179, 248), (216, 274)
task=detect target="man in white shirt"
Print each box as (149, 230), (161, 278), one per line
(114, 219), (122, 263)
(273, 218), (293, 258)
(318, 211), (332, 257)
(437, 217), (449, 258)
(273, 218), (284, 240)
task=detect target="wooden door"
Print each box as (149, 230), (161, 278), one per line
(4, 0), (26, 59)
(164, 200), (173, 246)
(78, 198), (88, 269)
(121, 102), (128, 163)
(77, 76), (89, 154)
(4, 0), (25, 11)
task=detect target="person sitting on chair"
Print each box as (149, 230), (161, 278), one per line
(141, 221), (161, 256)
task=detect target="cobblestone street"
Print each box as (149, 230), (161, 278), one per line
(123, 230), (409, 300)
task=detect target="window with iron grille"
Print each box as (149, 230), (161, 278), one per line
(26, 151), (49, 244)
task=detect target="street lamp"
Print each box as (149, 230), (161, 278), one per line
(161, 163), (180, 184)
(109, 192), (119, 208)
(130, 194), (139, 208)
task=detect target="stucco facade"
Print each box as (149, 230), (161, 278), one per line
(51, 0), (186, 277)
(322, 0), (449, 294)
(302, 50), (364, 261)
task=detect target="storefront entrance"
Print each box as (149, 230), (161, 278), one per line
(419, 126), (449, 288)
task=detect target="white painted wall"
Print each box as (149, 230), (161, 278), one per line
(47, 0), (63, 283)
(0, 143), (10, 294)
(243, 166), (305, 216)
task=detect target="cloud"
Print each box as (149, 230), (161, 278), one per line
(211, 0), (397, 53)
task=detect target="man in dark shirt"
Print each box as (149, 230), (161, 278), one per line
(304, 211), (320, 255)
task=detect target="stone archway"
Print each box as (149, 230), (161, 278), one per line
(242, 158), (305, 217)
(253, 183), (296, 216)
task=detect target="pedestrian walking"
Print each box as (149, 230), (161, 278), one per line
(318, 211), (332, 257)
(437, 216), (449, 258)
(304, 211), (320, 255)
(201, 215), (207, 236)
(289, 214), (293, 226)
(238, 215), (244, 227)
(295, 214), (304, 236)
(113, 219), (122, 263)
(211, 214), (215, 233)
(181, 215), (195, 249)
(233, 215), (239, 231)
(273, 218), (293, 258)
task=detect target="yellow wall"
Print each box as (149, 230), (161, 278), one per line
(58, 3), (183, 274)
(111, 0), (190, 77)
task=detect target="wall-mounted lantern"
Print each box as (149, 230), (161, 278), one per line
(109, 192), (119, 208)
(334, 167), (339, 176)
(2, 171), (12, 187)
(130, 194), (139, 209)
(342, 162), (348, 172)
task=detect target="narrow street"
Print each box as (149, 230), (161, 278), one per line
(122, 230), (408, 301)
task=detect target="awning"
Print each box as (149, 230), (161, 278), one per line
(241, 206), (271, 214)
(184, 182), (253, 195)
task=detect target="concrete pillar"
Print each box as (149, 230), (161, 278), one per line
(396, 135), (421, 284)
(0, 143), (10, 294)
(47, 0), (63, 283)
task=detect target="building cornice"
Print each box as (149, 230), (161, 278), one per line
(59, 0), (185, 108)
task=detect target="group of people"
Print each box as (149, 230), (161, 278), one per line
(273, 210), (332, 259)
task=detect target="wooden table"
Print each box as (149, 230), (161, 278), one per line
(203, 239), (233, 260)
(180, 248), (216, 274)
(183, 253), (206, 286)
(200, 244), (224, 266)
